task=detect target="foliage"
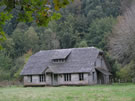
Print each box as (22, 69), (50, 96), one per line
(13, 50), (32, 80)
(0, 0), (73, 48)
(0, 51), (12, 71)
(1, 37), (15, 57)
(87, 17), (116, 50)
(109, 0), (135, 80)
(24, 49), (32, 63)
(0, 0), (122, 80)
(76, 40), (88, 48)
(38, 28), (60, 50)
(0, 12), (12, 49)
(11, 23), (39, 57)
(117, 61), (135, 81)
(12, 57), (25, 80)
(0, 51), (13, 81)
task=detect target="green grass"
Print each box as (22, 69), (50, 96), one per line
(0, 84), (135, 101)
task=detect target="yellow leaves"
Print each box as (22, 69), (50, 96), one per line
(0, 31), (6, 49)
(53, 0), (71, 11)
(53, 0), (60, 11)
(0, 0), (73, 27)
(55, 5), (59, 11)
(0, 12), (12, 48)
(0, 31), (6, 41)
(36, 19), (39, 23)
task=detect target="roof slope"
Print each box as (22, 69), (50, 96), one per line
(21, 47), (102, 75)
(51, 49), (71, 59)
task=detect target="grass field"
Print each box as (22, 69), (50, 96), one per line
(0, 84), (135, 101)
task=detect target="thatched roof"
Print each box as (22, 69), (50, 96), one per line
(21, 47), (104, 75)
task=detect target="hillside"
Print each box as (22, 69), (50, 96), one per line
(0, 0), (134, 82)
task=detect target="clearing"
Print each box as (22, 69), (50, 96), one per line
(0, 84), (135, 101)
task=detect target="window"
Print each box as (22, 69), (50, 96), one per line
(39, 74), (46, 82)
(94, 62), (96, 66)
(101, 58), (103, 66)
(64, 74), (71, 81)
(28, 75), (32, 83)
(92, 72), (95, 81)
(53, 59), (65, 63)
(79, 73), (84, 81)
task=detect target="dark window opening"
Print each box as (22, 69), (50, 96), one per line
(93, 72), (95, 81)
(30, 75), (32, 82)
(64, 74), (71, 81)
(39, 74), (46, 82)
(79, 73), (84, 81)
(101, 58), (103, 66)
(28, 75), (32, 83)
(53, 59), (65, 63)
(94, 62), (96, 66)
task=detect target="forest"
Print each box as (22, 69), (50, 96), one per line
(0, 0), (135, 82)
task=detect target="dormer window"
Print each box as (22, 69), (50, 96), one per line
(53, 59), (66, 63)
(51, 49), (71, 63)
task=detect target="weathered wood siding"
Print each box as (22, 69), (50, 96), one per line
(23, 74), (52, 86)
(95, 55), (110, 84)
(58, 73), (89, 85)
(90, 69), (98, 84)
(23, 69), (110, 86)
(23, 73), (96, 86)
(96, 55), (108, 71)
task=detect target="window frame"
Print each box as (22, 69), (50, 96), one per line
(64, 74), (71, 81)
(79, 73), (84, 81)
(53, 59), (65, 63)
(92, 72), (95, 81)
(27, 75), (32, 83)
(39, 74), (46, 82)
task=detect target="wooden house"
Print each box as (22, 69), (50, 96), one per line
(21, 47), (112, 86)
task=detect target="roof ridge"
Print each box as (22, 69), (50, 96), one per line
(38, 47), (100, 52)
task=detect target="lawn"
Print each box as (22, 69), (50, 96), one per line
(0, 84), (135, 101)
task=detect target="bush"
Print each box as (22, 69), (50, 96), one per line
(117, 61), (135, 82)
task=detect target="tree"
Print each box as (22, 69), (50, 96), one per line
(11, 23), (28, 57)
(39, 28), (60, 50)
(82, 0), (121, 17)
(109, 0), (135, 63)
(87, 17), (116, 50)
(109, 0), (135, 80)
(24, 26), (39, 52)
(0, 0), (123, 81)
(0, 0), (73, 48)
(1, 36), (15, 57)
(12, 56), (25, 79)
(61, 0), (82, 15)
(77, 40), (88, 47)
(117, 61), (135, 81)
(0, 51), (12, 71)
(0, 51), (13, 81)
(12, 24), (39, 57)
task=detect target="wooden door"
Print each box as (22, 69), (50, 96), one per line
(53, 74), (58, 85)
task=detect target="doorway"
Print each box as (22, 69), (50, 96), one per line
(51, 74), (58, 85)
(96, 70), (105, 84)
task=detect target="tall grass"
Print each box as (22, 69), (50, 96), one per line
(0, 84), (135, 101)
